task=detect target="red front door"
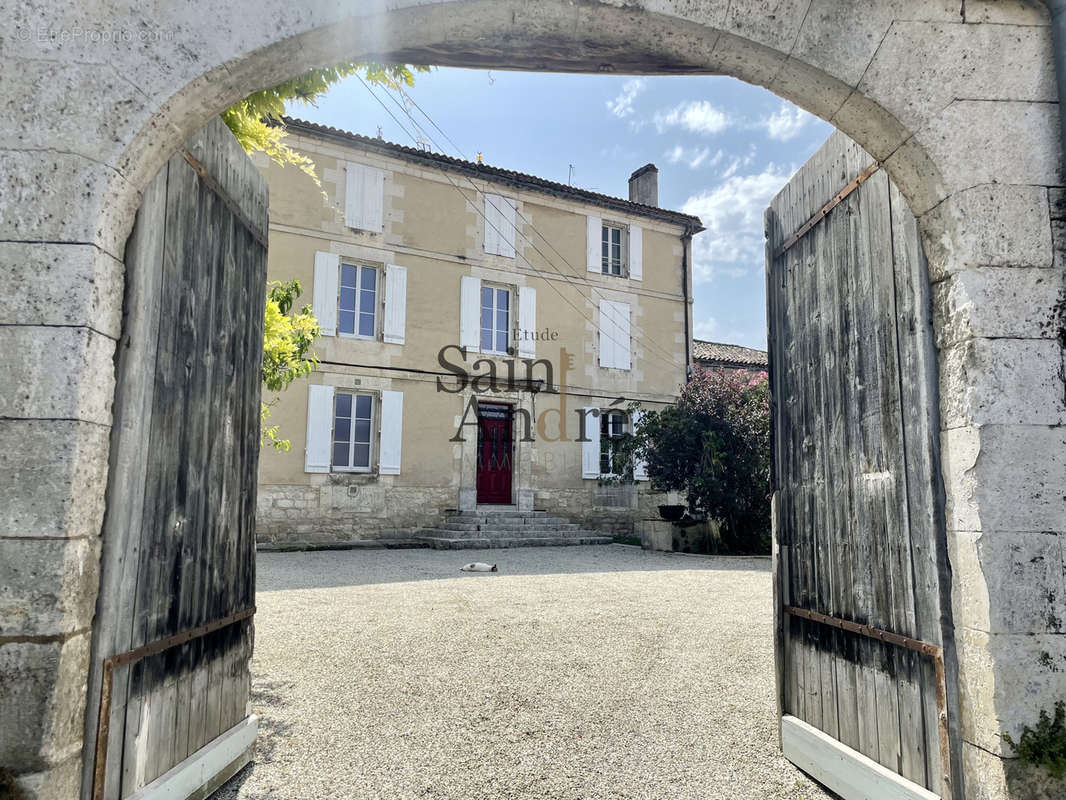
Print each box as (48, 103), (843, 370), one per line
(476, 404), (513, 504)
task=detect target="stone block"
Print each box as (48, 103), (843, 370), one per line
(792, 1), (960, 89)
(957, 628), (1066, 755)
(858, 22), (1055, 134)
(1050, 188), (1066, 222)
(0, 632), (90, 770)
(949, 529), (1066, 634)
(12, 753), (84, 800)
(722, 0), (819, 55)
(0, 59), (151, 167)
(767, 56), (851, 125)
(0, 327), (115, 426)
(0, 149), (140, 259)
(933, 266), (1064, 347)
(939, 338), (1066, 427)
(0, 420), (111, 539)
(962, 1), (1050, 25)
(0, 538), (101, 638)
(942, 425), (1066, 534)
(921, 185), (1054, 281)
(911, 101), (1063, 197)
(640, 519), (674, 552)
(2, 242), (124, 337)
(881, 132), (949, 216)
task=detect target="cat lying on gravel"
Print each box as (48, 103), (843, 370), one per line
(460, 562), (498, 572)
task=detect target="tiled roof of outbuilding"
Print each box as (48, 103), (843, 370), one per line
(283, 117), (705, 231)
(693, 339), (768, 369)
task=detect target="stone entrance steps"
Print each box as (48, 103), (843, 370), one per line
(416, 509), (613, 550)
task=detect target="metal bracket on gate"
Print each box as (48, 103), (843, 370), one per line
(783, 605), (951, 800)
(91, 606), (257, 800)
(773, 161), (882, 259)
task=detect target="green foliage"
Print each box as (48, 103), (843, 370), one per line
(220, 62), (429, 183)
(261, 280), (320, 450)
(1003, 701), (1066, 779)
(628, 368), (771, 554)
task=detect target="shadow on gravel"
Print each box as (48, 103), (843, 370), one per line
(213, 680), (296, 800)
(256, 545), (770, 592)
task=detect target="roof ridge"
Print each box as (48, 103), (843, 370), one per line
(281, 116), (704, 230)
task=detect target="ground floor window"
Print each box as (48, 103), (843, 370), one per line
(600, 410), (628, 476)
(333, 392), (373, 471)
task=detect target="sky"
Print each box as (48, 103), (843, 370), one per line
(290, 68), (833, 350)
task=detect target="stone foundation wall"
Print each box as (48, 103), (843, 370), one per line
(256, 479), (676, 545)
(256, 482), (455, 547)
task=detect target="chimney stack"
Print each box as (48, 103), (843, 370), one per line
(628, 163), (658, 207)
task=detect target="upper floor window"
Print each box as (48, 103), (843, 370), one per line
(602, 223), (626, 276)
(339, 263), (377, 338)
(332, 391), (374, 472)
(480, 285), (510, 354)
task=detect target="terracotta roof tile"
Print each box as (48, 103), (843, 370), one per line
(693, 339), (768, 369)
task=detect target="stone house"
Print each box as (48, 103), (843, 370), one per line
(692, 339), (768, 373)
(252, 119), (704, 547)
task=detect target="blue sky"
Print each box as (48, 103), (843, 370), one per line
(291, 68), (833, 350)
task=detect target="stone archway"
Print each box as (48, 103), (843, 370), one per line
(2, 2), (1062, 798)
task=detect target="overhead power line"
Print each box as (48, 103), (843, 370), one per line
(354, 76), (688, 372)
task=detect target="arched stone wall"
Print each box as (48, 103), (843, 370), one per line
(2, 2), (1062, 797)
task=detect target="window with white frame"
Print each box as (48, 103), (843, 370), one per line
(600, 410), (629, 476)
(601, 223), (626, 276)
(480, 285), (510, 354)
(338, 263), (377, 338)
(332, 392), (374, 471)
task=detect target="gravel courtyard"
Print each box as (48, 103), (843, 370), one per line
(217, 545), (831, 800)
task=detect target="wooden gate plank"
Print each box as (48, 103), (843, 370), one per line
(769, 131), (953, 797)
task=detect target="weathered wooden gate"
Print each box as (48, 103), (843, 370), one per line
(767, 132), (960, 800)
(81, 118), (266, 800)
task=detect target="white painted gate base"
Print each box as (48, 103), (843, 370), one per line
(126, 715), (258, 800)
(782, 716), (939, 800)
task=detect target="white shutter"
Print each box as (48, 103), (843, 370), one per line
(615, 301), (631, 370)
(581, 407), (601, 478)
(517, 286), (537, 359)
(312, 251), (339, 337)
(484, 194), (517, 258)
(628, 225), (643, 281)
(599, 300), (631, 370)
(345, 161), (384, 232)
(383, 264), (407, 344)
(363, 165), (384, 232)
(598, 298), (614, 368)
(304, 384), (335, 473)
(587, 215), (602, 273)
(484, 193), (501, 255)
(498, 197), (516, 258)
(632, 409), (649, 481)
(459, 275), (481, 352)
(378, 390), (403, 475)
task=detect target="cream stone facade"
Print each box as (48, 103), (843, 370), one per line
(253, 120), (702, 547)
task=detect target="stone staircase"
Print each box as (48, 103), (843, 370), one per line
(415, 508), (614, 549)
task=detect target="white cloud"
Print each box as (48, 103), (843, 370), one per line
(653, 100), (731, 135)
(759, 103), (813, 141)
(665, 145), (723, 170)
(665, 144), (686, 164)
(682, 164), (794, 283)
(607, 78), (647, 118)
(693, 318), (718, 340)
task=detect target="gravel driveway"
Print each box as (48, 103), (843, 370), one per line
(216, 545), (831, 800)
